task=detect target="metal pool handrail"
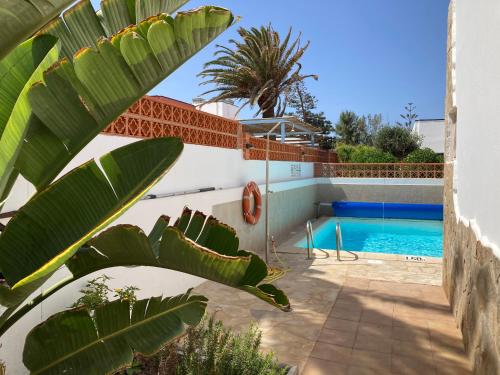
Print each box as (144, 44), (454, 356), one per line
(306, 220), (313, 259)
(306, 220), (329, 259)
(335, 223), (343, 261)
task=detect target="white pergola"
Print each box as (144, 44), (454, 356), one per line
(238, 116), (322, 263)
(239, 116), (322, 146)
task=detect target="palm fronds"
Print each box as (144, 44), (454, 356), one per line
(199, 25), (317, 118)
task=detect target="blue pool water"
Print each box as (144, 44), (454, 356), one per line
(297, 217), (443, 257)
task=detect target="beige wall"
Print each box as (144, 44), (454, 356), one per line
(213, 185), (318, 256)
(318, 184), (444, 205)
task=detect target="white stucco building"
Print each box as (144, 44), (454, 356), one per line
(193, 98), (239, 120)
(413, 119), (445, 154)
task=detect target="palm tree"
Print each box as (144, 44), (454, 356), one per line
(199, 25), (317, 118)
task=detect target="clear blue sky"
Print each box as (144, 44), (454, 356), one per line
(91, 0), (450, 123)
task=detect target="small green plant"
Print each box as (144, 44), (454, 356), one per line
(72, 275), (139, 311)
(175, 316), (287, 375)
(114, 285), (140, 307)
(405, 148), (444, 163)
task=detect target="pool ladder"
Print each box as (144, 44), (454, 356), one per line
(305, 220), (335, 260)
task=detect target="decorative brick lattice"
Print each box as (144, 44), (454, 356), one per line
(243, 134), (337, 163)
(104, 96), (241, 149)
(314, 163), (444, 179)
(103, 96), (337, 162)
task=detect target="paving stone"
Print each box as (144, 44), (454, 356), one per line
(192, 231), (471, 374)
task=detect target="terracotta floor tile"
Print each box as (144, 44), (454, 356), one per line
(193, 239), (470, 375)
(302, 357), (348, 375)
(433, 357), (472, 374)
(347, 365), (387, 375)
(391, 354), (437, 375)
(317, 328), (356, 348)
(324, 318), (359, 333)
(350, 349), (392, 372)
(340, 286), (367, 295)
(357, 322), (392, 337)
(392, 338), (433, 357)
(334, 300), (363, 313)
(392, 315), (429, 328)
(432, 345), (469, 366)
(344, 278), (371, 289)
(330, 307), (362, 322)
(360, 310), (393, 326)
(429, 330), (465, 353)
(354, 333), (392, 353)
(310, 342), (352, 364)
(392, 325), (430, 341)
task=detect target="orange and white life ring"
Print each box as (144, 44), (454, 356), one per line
(242, 181), (262, 225)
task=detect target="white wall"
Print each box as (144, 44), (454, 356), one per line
(195, 101), (238, 120)
(454, 0), (500, 257)
(3, 134), (314, 217)
(413, 120), (445, 153)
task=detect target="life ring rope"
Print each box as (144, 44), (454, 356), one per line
(242, 181), (262, 225)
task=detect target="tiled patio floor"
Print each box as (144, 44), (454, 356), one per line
(303, 278), (470, 375)
(193, 223), (471, 374)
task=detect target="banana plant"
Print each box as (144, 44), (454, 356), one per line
(21, 209), (289, 374)
(0, 0), (290, 374)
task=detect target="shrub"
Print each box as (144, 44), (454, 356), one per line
(121, 317), (287, 375)
(404, 148), (444, 163)
(350, 146), (396, 163)
(174, 317), (286, 375)
(374, 126), (421, 159)
(335, 144), (357, 162)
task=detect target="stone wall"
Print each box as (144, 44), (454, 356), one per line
(443, 166), (500, 374)
(442, 1), (500, 373)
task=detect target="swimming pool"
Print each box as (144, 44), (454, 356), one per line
(297, 217), (443, 257)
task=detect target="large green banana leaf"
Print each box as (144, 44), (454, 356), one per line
(67, 209), (289, 309)
(0, 3), (233, 203)
(0, 35), (60, 205)
(0, 209), (289, 337)
(103, 0), (190, 35)
(0, 137), (183, 289)
(23, 291), (207, 375)
(40, 0), (191, 58)
(0, 0), (74, 60)
(17, 5), (234, 194)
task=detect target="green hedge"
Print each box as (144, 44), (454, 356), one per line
(373, 126), (420, 159)
(404, 148), (444, 163)
(335, 144), (357, 162)
(335, 144), (395, 163)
